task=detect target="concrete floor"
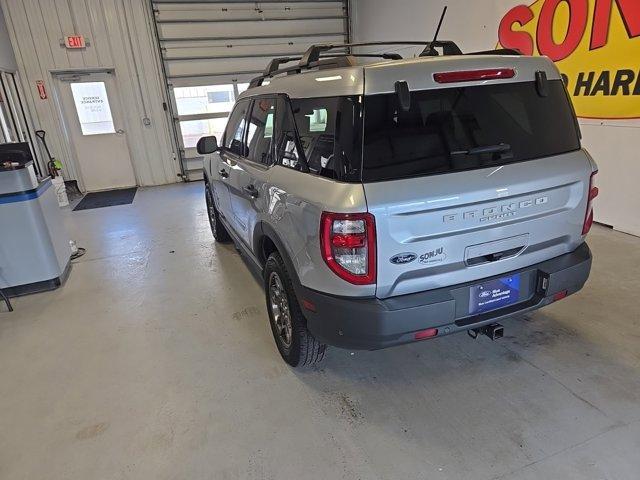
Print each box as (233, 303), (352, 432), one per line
(1, 182), (639, 480)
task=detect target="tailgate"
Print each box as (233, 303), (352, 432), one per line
(367, 151), (592, 298)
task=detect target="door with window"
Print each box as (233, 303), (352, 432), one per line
(213, 98), (250, 236)
(56, 71), (136, 192)
(225, 97), (276, 246)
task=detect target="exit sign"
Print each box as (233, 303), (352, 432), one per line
(65, 35), (86, 49)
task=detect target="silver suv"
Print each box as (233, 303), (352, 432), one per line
(199, 42), (598, 366)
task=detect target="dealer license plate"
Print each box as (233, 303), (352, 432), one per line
(469, 274), (520, 315)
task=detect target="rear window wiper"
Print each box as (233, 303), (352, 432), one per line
(451, 143), (511, 156)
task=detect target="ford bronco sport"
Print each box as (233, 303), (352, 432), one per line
(198, 41), (598, 367)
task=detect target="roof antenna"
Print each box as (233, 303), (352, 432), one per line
(422, 6), (448, 57)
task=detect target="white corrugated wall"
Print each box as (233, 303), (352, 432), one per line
(0, 5), (17, 70)
(0, 0), (181, 187)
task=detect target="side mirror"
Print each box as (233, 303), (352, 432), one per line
(196, 135), (218, 155)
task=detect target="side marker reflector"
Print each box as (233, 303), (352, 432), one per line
(302, 299), (317, 312)
(414, 328), (438, 340)
(553, 290), (568, 302)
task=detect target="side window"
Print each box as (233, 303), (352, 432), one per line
(289, 96), (361, 181)
(275, 97), (304, 170)
(246, 98), (276, 165)
(223, 100), (250, 156)
(308, 108), (328, 132)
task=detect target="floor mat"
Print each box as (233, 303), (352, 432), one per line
(73, 187), (137, 211)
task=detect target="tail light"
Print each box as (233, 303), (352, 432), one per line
(320, 212), (376, 285)
(434, 68), (515, 84)
(582, 171), (599, 235)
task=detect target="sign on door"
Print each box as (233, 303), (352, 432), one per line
(69, 81), (116, 135)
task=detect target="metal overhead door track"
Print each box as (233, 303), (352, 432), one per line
(150, 0), (350, 179)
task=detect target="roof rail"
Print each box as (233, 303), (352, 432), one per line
(247, 40), (521, 89)
(297, 41), (454, 68)
(248, 41), (461, 87)
(248, 50), (405, 88)
(264, 52), (402, 77)
(466, 48), (522, 56)
(263, 57), (297, 77)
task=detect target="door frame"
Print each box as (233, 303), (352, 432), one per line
(0, 69), (43, 176)
(50, 68), (139, 192)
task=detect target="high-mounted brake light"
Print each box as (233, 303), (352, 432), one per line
(320, 212), (376, 285)
(434, 68), (516, 84)
(582, 171), (599, 235)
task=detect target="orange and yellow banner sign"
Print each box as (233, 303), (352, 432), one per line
(498, 0), (640, 120)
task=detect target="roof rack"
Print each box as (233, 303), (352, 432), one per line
(248, 41), (455, 88)
(262, 52), (402, 78)
(248, 41), (522, 88)
(249, 50), (404, 88)
(296, 41), (463, 67)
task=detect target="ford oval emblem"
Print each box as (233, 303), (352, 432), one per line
(389, 252), (417, 265)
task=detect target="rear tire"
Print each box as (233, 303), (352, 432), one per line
(205, 182), (231, 243)
(264, 252), (326, 367)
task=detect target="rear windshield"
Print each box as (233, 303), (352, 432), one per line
(362, 80), (580, 182)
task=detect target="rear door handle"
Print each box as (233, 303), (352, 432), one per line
(243, 184), (259, 199)
(218, 168), (229, 178)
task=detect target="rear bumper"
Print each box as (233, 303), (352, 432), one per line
(301, 243), (592, 350)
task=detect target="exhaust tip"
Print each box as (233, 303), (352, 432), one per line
(492, 325), (504, 340)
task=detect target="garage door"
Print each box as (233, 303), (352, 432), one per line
(151, 0), (350, 179)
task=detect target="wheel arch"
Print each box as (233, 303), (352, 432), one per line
(254, 222), (303, 292)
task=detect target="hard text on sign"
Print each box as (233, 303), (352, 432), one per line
(65, 35), (86, 49)
(498, 0), (640, 120)
(70, 81), (116, 136)
(36, 80), (47, 100)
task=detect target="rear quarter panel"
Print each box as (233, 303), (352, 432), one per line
(262, 166), (374, 297)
